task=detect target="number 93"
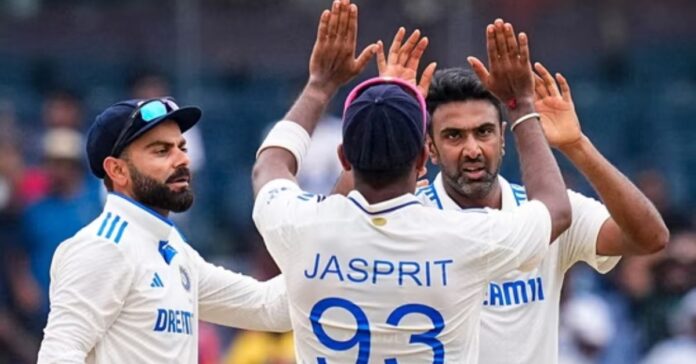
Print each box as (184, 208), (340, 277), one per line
(310, 297), (445, 363)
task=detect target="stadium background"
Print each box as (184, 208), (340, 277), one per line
(0, 0), (694, 362)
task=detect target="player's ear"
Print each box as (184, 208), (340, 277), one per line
(416, 146), (428, 173)
(337, 144), (352, 171)
(103, 156), (130, 190)
(426, 135), (439, 165)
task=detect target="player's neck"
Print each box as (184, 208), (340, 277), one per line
(354, 179), (416, 205)
(444, 180), (502, 210)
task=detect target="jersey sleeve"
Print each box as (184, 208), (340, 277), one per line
(193, 248), (291, 332)
(482, 199), (552, 279)
(558, 190), (619, 273)
(253, 178), (324, 265)
(37, 237), (135, 363)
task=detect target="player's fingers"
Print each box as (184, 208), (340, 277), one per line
(406, 37), (428, 72)
(518, 32), (530, 64)
(398, 29), (421, 66)
(346, 3), (358, 47)
(375, 40), (387, 74)
(418, 62), (437, 97)
(316, 10), (330, 43)
(533, 73), (548, 99)
(388, 27), (406, 65)
(485, 24), (499, 68)
(326, 1), (340, 39)
(336, 0), (351, 39)
(468, 57), (490, 84)
(355, 43), (378, 72)
(493, 19), (509, 60)
(504, 22), (519, 60)
(556, 72), (573, 103)
(534, 62), (560, 98)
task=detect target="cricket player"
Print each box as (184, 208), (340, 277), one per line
(407, 25), (669, 363)
(252, 1), (571, 362)
(37, 97), (290, 363)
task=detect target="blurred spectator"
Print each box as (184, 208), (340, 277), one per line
(41, 90), (83, 130)
(640, 229), (696, 348)
(18, 128), (102, 332)
(642, 288), (696, 364)
(560, 294), (616, 364)
(0, 129), (41, 363)
(635, 168), (691, 231)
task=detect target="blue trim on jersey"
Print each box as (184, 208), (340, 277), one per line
(114, 221), (129, 243)
(105, 215), (121, 239)
(97, 212), (112, 236)
(110, 192), (174, 226)
(348, 197), (421, 216)
(510, 183), (527, 206)
(416, 185), (443, 210)
(428, 184), (443, 210)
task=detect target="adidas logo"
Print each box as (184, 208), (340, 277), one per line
(151, 273), (164, 288)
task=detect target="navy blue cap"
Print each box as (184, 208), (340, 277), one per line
(342, 84), (425, 171)
(86, 98), (201, 178)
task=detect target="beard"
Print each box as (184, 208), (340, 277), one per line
(128, 163), (194, 213)
(442, 156), (501, 201)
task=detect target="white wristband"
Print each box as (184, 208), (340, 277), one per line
(510, 112), (541, 132)
(256, 120), (311, 173)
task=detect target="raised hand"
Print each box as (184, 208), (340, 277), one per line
(533, 62), (583, 149)
(308, 0), (377, 96)
(467, 19), (535, 105)
(375, 27), (437, 97)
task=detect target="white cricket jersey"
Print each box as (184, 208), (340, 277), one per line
(38, 193), (290, 364)
(253, 178), (554, 363)
(416, 174), (620, 364)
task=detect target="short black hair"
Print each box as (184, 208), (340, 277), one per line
(426, 68), (506, 136)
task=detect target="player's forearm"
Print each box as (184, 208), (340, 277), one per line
(283, 80), (336, 136)
(560, 136), (668, 253)
(511, 99), (571, 241)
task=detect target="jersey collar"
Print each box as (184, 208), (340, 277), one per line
(347, 190), (422, 215)
(432, 173), (519, 211)
(104, 193), (174, 241)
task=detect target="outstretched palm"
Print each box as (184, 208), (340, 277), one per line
(533, 62), (582, 148)
(376, 27), (437, 97)
(309, 0), (376, 95)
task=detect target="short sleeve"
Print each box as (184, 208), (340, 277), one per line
(558, 190), (619, 273)
(38, 238), (135, 363)
(252, 179), (306, 232)
(483, 200), (552, 279)
(253, 179), (326, 263)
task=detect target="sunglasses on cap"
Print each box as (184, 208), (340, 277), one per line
(110, 97), (180, 157)
(343, 76), (428, 133)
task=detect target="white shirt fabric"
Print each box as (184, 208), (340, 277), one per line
(416, 174), (619, 364)
(38, 193), (290, 364)
(253, 178), (553, 363)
